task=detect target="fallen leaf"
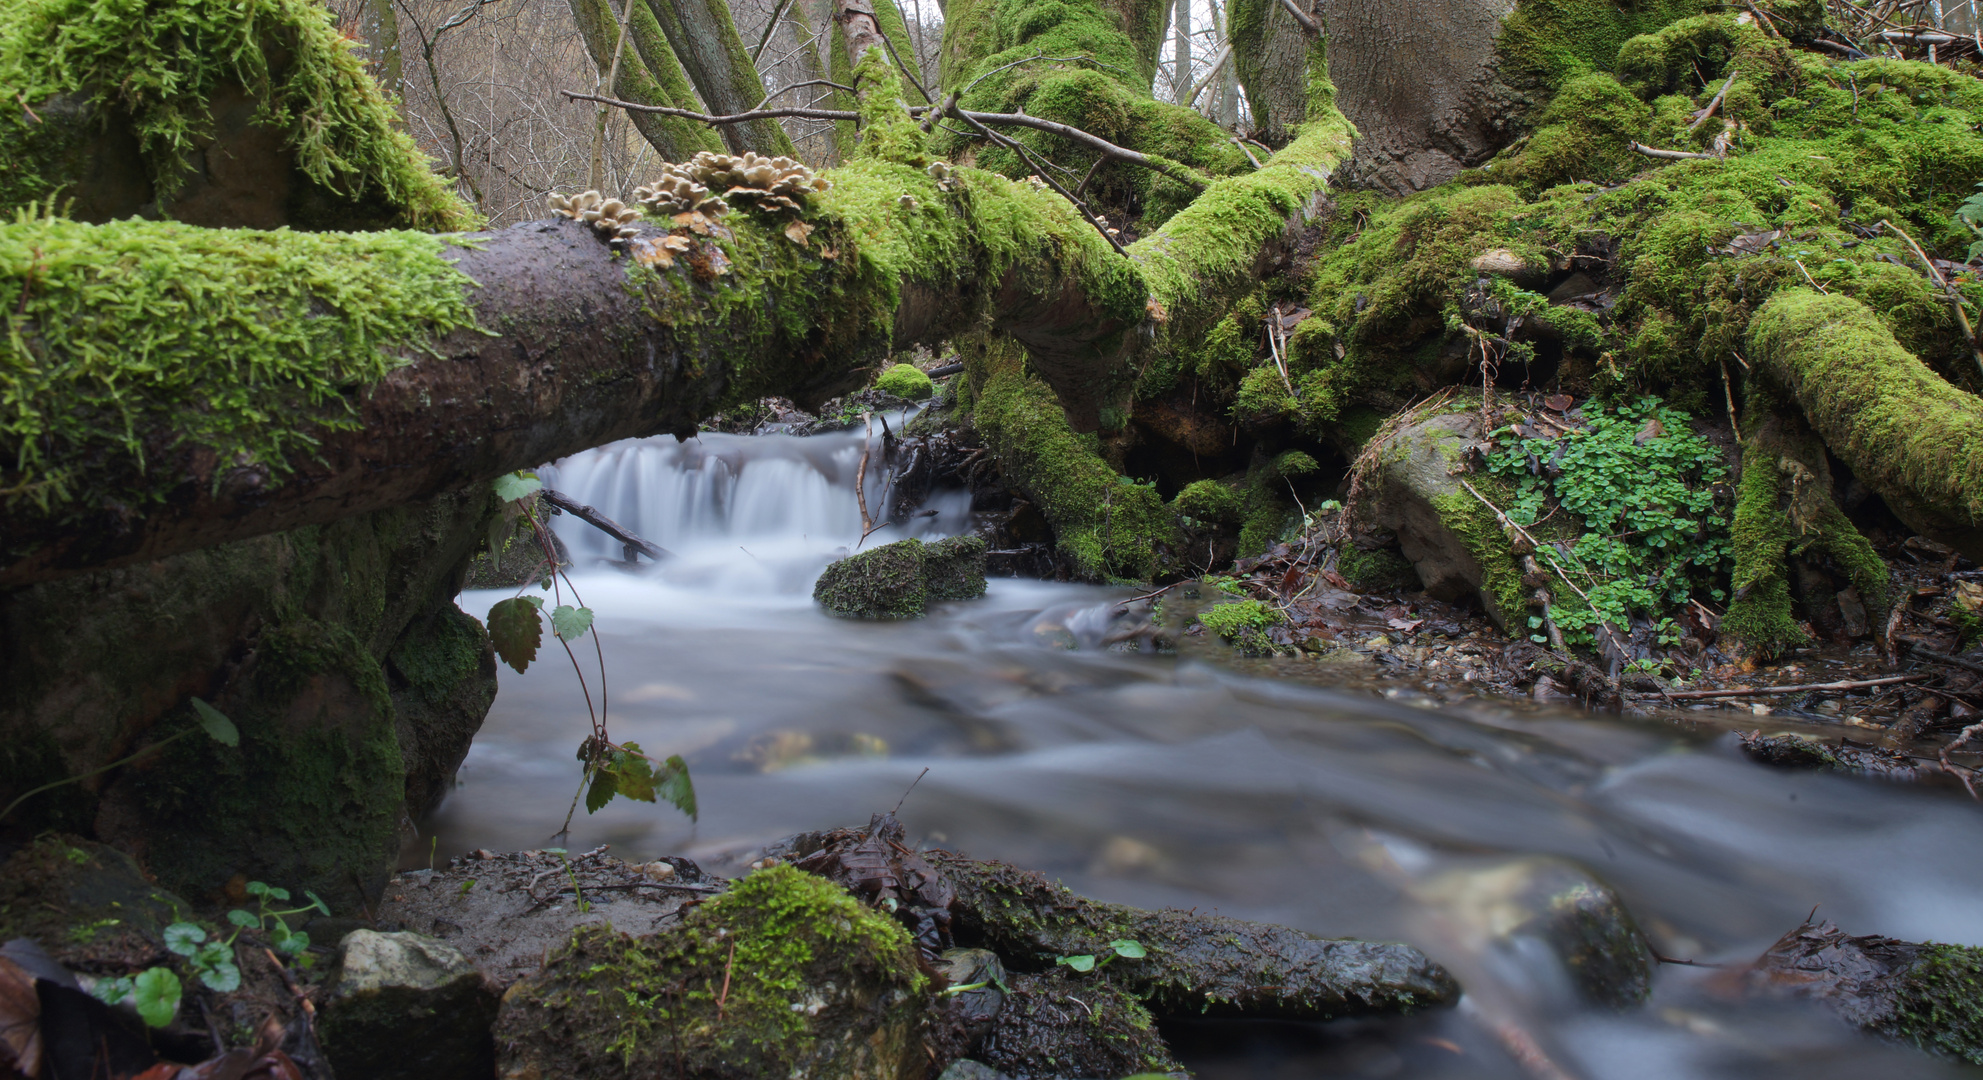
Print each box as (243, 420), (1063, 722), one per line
(1634, 416), (1665, 445)
(0, 957), (40, 1079)
(1388, 617), (1423, 633)
(819, 246), (839, 260)
(784, 219), (814, 246)
(1544, 393), (1574, 412)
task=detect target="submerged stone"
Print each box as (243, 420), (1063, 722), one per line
(319, 930), (499, 1080)
(494, 865), (930, 1080)
(1739, 919), (1983, 1065)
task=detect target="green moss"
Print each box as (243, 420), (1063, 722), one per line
(1893, 944), (1983, 1065)
(1499, 73), (1653, 190)
(1339, 545), (1419, 592)
(1431, 478), (1528, 631)
(1750, 289), (1983, 535)
(0, 0), (476, 229)
(1172, 478), (1241, 524)
(387, 605), (486, 706)
(965, 336), (1173, 580)
(499, 866), (928, 1078)
(1719, 429), (1809, 655)
(1493, 0), (1709, 94)
(851, 48), (929, 166)
(0, 212), (479, 526)
(813, 538), (928, 618)
(1233, 450), (1316, 556)
(875, 361), (935, 399)
(1198, 597), (1280, 655)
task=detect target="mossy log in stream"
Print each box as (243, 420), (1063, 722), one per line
(933, 852), (1459, 1019)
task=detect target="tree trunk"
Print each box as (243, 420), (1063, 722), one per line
(642, 0), (799, 155)
(1171, 0), (1190, 103)
(568, 0), (724, 162)
(569, 0), (727, 161)
(1229, 0), (1309, 144)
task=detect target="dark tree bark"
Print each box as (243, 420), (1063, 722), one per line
(642, 0), (798, 155)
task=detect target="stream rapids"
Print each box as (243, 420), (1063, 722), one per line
(442, 421), (1983, 1079)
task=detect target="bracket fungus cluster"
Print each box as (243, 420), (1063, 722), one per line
(546, 190), (641, 246)
(670, 151), (830, 214)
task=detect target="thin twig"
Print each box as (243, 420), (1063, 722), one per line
(948, 104), (1126, 254)
(1661, 673), (1929, 699)
(716, 939), (737, 1021)
(876, 30), (935, 104)
(1690, 69), (1739, 131)
(1720, 358), (1743, 445)
(1909, 642), (1983, 678)
(750, 0), (799, 62)
(1882, 218), (1983, 380)
(1276, 0), (1321, 34)
(1630, 141), (1719, 161)
(1230, 136), (1263, 169)
(542, 488), (672, 562)
(562, 91), (860, 124)
(1938, 720), (1983, 799)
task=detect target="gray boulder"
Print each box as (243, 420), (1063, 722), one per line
(319, 929), (500, 1080)
(1356, 409), (1519, 630)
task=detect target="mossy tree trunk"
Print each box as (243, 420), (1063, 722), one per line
(640, 0), (798, 155)
(567, 0), (726, 162)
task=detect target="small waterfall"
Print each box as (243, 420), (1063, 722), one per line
(537, 420), (974, 598)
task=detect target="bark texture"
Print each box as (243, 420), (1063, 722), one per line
(568, 0), (726, 161)
(1230, 0), (1321, 145)
(643, 0), (798, 155)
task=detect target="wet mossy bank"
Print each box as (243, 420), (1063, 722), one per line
(0, 487), (499, 912)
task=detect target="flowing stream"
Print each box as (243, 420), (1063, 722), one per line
(444, 423), (1983, 1080)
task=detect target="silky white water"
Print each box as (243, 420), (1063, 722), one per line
(441, 424), (1983, 1080)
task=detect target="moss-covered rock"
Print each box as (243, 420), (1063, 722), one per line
(876, 363), (936, 401)
(1745, 919), (1983, 1066)
(0, 487), (497, 911)
(977, 970), (1180, 1078)
(925, 535), (990, 603)
(494, 865), (931, 1080)
(0, 836), (192, 961)
(814, 538), (930, 618)
(319, 930), (500, 1080)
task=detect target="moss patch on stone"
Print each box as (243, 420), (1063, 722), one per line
(875, 362), (935, 400)
(495, 865), (929, 1080)
(0, 0), (475, 229)
(814, 538), (929, 618)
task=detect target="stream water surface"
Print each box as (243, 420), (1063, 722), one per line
(442, 423), (1983, 1080)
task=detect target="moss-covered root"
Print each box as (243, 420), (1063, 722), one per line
(1746, 919), (1983, 1066)
(1723, 406), (1890, 657)
(964, 336), (1176, 581)
(932, 853), (1459, 1020)
(494, 865), (931, 1080)
(1749, 290), (1983, 559)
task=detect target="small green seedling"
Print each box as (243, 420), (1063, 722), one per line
(1055, 939), (1147, 973)
(91, 966), (182, 1028)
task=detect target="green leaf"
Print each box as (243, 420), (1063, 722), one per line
(163, 922), (205, 956)
(90, 976), (134, 1008)
(551, 604), (594, 642)
(193, 941), (233, 972)
(1110, 940), (1147, 959)
(131, 967), (181, 1028)
(305, 890), (331, 918)
(245, 881), (271, 897)
(190, 698), (239, 747)
(657, 755), (698, 821)
(493, 471), (542, 503)
(226, 909), (260, 928)
(488, 597), (544, 673)
(277, 932), (310, 954)
(197, 959), (241, 993)
(1056, 954), (1096, 972)
(584, 768), (619, 814)
(264, 885), (291, 902)
(459, 878), (477, 895)
(607, 749), (658, 804)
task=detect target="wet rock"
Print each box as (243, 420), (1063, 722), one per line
(814, 538), (929, 618)
(978, 970), (1180, 1079)
(936, 1062), (1011, 1080)
(1734, 919), (1983, 1065)
(0, 837), (189, 963)
(813, 536), (987, 619)
(1355, 411), (1515, 630)
(495, 865), (929, 1080)
(318, 930), (499, 1080)
(1404, 856), (1654, 1009)
(926, 535), (990, 603)
(1738, 732), (1920, 781)
(934, 854), (1458, 1020)
(926, 949), (1008, 1067)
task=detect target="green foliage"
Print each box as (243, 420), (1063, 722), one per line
(1198, 598), (1279, 638)
(0, 0), (477, 228)
(493, 471), (544, 503)
(0, 211), (479, 518)
(550, 604), (593, 642)
(189, 697), (239, 747)
(487, 596), (545, 674)
(1486, 397), (1731, 646)
(580, 740), (697, 821)
(1055, 938), (1146, 973)
(874, 362), (934, 400)
(91, 966), (182, 1028)
(1958, 182), (1983, 261)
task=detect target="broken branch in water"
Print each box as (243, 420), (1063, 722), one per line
(1661, 673), (1930, 699)
(542, 487), (672, 562)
